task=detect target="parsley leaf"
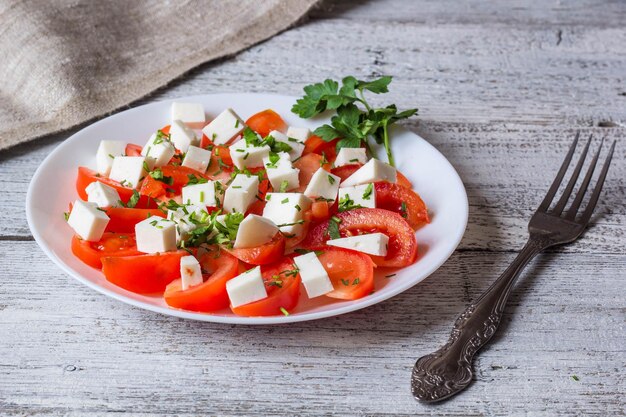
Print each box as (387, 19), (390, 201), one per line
(327, 216), (341, 239)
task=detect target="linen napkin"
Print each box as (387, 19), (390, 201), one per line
(0, 0), (319, 150)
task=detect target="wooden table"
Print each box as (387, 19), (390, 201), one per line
(1, 1), (624, 415)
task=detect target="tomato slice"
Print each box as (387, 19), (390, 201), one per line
(164, 249), (240, 312)
(317, 248), (375, 300)
(303, 135), (339, 162)
(223, 232), (285, 265)
(331, 164), (413, 188)
(374, 182), (429, 229)
(300, 208), (417, 268)
(311, 201), (331, 221)
(293, 153), (331, 192)
(102, 251), (187, 294)
(231, 257), (301, 316)
(156, 165), (210, 196)
(245, 109), (287, 137)
(71, 233), (142, 269)
(125, 143), (143, 157)
(105, 207), (166, 233)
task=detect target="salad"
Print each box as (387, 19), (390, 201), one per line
(64, 77), (429, 317)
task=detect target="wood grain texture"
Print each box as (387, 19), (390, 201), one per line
(1, 0), (625, 415)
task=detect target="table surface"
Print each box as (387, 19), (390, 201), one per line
(1, 1), (624, 416)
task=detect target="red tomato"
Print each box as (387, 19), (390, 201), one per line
(157, 165), (210, 196)
(163, 249), (240, 312)
(102, 251), (187, 294)
(160, 125), (171, 134)
(105, 207), (166, 233)
(300, 208), (417, 268)
(245, 109), (287, 137)
(317, 248), (375, 300)
(71, 233), (142, 269)
(223, 233), (285, 265)
(76, 167), (136, 203)
(293, 153), (331, 192)
(125, 143), (143, 156)
(303, 135), (339, 162)
(231, 257), (301, 316)
(374, 182), (429, 229)
(311, 201), (331, 221)
(139, 175), (167, 200)
(331, 164), (413, 188)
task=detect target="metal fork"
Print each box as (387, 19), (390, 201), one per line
(411, 133), (617, 403)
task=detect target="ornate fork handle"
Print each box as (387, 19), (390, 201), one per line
(411, 237), (547, 402)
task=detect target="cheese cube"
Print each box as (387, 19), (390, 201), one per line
(304, 168), (341, 202)
(275, 129), (306, 160)
(109, 156), (147, 188)
(170, 119), (199, 153)
(263, 152), (300, 192)
(293, 252), (334, 298)
(86, 181), (121, 208)
(182, 181), (224, 207)
(223, 174), (259, 214)
(67, 200), (110, 242)
(327, 233), (389, 256)
(262, 193), (311, 236)
(229, 140), (270, 169)
(234, 214), (278, 249)
(334, 147), (367, 167)
(340, 158), (397, 187)
(167, 205), (210, 242)
(180, 256), (203, 290)
(182, 145), (212, 173)
(135, 217), (177, 253)
(141, 132), (176, 170)
(338, 184), (376, 209)
(226, 266), (268, 308)
(96, 140), (126, 175)
(171, 102), (206, 129)
(202, 108), (245, 145)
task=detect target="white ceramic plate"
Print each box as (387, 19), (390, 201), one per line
(26, 93), (468, 324)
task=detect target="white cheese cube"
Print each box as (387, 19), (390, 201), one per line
(167, 205), (210, 242)
(171, 102), (206, 129)
(262, 193), (311, 236)
(182, 145), (212, 173)
(180, 255), (203, 290)
(96, 140), (126, 175)
(223, 174), (259, 214)
(334, 147), (367, 167)
(182, 181), (224, 207)
(263, 152), (300, 192)
(340, 158), (397, 188)
(234, 214), (279, 249)
(135, 217), (177, 253)
(229, 140), (270, 169)
(293, 252), (334, 298)
(275, 129), (306, 160)
(226, 266), (268, 308)
(304, 168), (341, 202)
(67, 200), (110, 242)
(86, 181), (121, 208)
(109, 156), (147, 188)
(327, 233), (390, 256)
(202, 108), (245, 145)
(141, 132), (176, 170)
(338, 184), (376, 209)
(170, 119), (199, 153)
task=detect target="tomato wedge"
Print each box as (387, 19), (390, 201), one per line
(311, 201), (331, 221)
(125, 143), (143, 157)
(102, 251), (187, 294)
(223, 232), (285, 265)
(140, 165), (210, 198)
(245, 109), (287, 137)
(164, 249), (239, 312)
(300, 208), (417, 268)
(231, 257), (301, 316)
(317, 248), (375, 300)
(303, 135), (339, 162)
(374, 182), (429, 229)
(105, 207), (166, 233)
(71, 233), (142, 269)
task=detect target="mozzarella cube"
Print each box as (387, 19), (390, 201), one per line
(141, 132), (176, 170)
(234, 214), (278, 249)
(202, 108), (245, 145)
(182, 181), (224, 207)
(335, 148), (367, 167)
(182, 145), (212, 173)
(96, 140), (126, 175)
(327, 233), (390, 256)
(67, 200), (110, 242)
(338, 184), (376, 209)
(340, 158), (397, 187)
(263, 193), (311, 236)
(263, 152), (300, 192)
(180, 256), (203, 290)
(109, 156), (147, 188)
(274, 129), (306, 160)
(171, 102), (206, 129)
(86, 181), (121, 208)
(304, 168), (341, 202)
(170, 119), (199, 153)
(223, 174), (259, 214)
(229, 140), (270, 169)
(135, 217), (177, 253)
(293, 252), (334, 298)
(167, 205), (210, 242)
(226, 267), (268, 308)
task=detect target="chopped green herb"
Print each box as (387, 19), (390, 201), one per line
(320, 152), (328, 166)
(349, 158), (359, 162)
(327, 175), (336, 185)
(235, 119), (240, 128)
(231, 185), (242, 189)
(199, 191), (205, 202)
(279, 307), (290, 316)
(362, 183), (373, 200)
(400, 201), (408, 218)
(571, 375), (580, 381)
(281, 198), (289, 204)
(294, 204), (301, 212)
(327, 217), (341, 239)
(341, 279), (350, 286)
(235, 149), (245, 153)
(352, 278), (360, 285)
(149, 169), (174, 185)
(119, 190), (140, 208)
(266, 194), (272, 201)
(338, 194), (362, 212)
(63, 212), (70, 221)
(276, 220), (305, 227)
(385, 274), (396, 278)
(279, 180), (289, 192)
(187, 174), (208, 185)
(108, 153), (114, 159)
(243, 153), (249, 160)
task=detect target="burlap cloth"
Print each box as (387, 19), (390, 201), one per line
(0, 0), (319, 151)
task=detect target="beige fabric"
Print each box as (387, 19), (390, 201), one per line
(0, 0), (318, 150)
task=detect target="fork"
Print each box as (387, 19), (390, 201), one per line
(411, 133), (616, 403)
